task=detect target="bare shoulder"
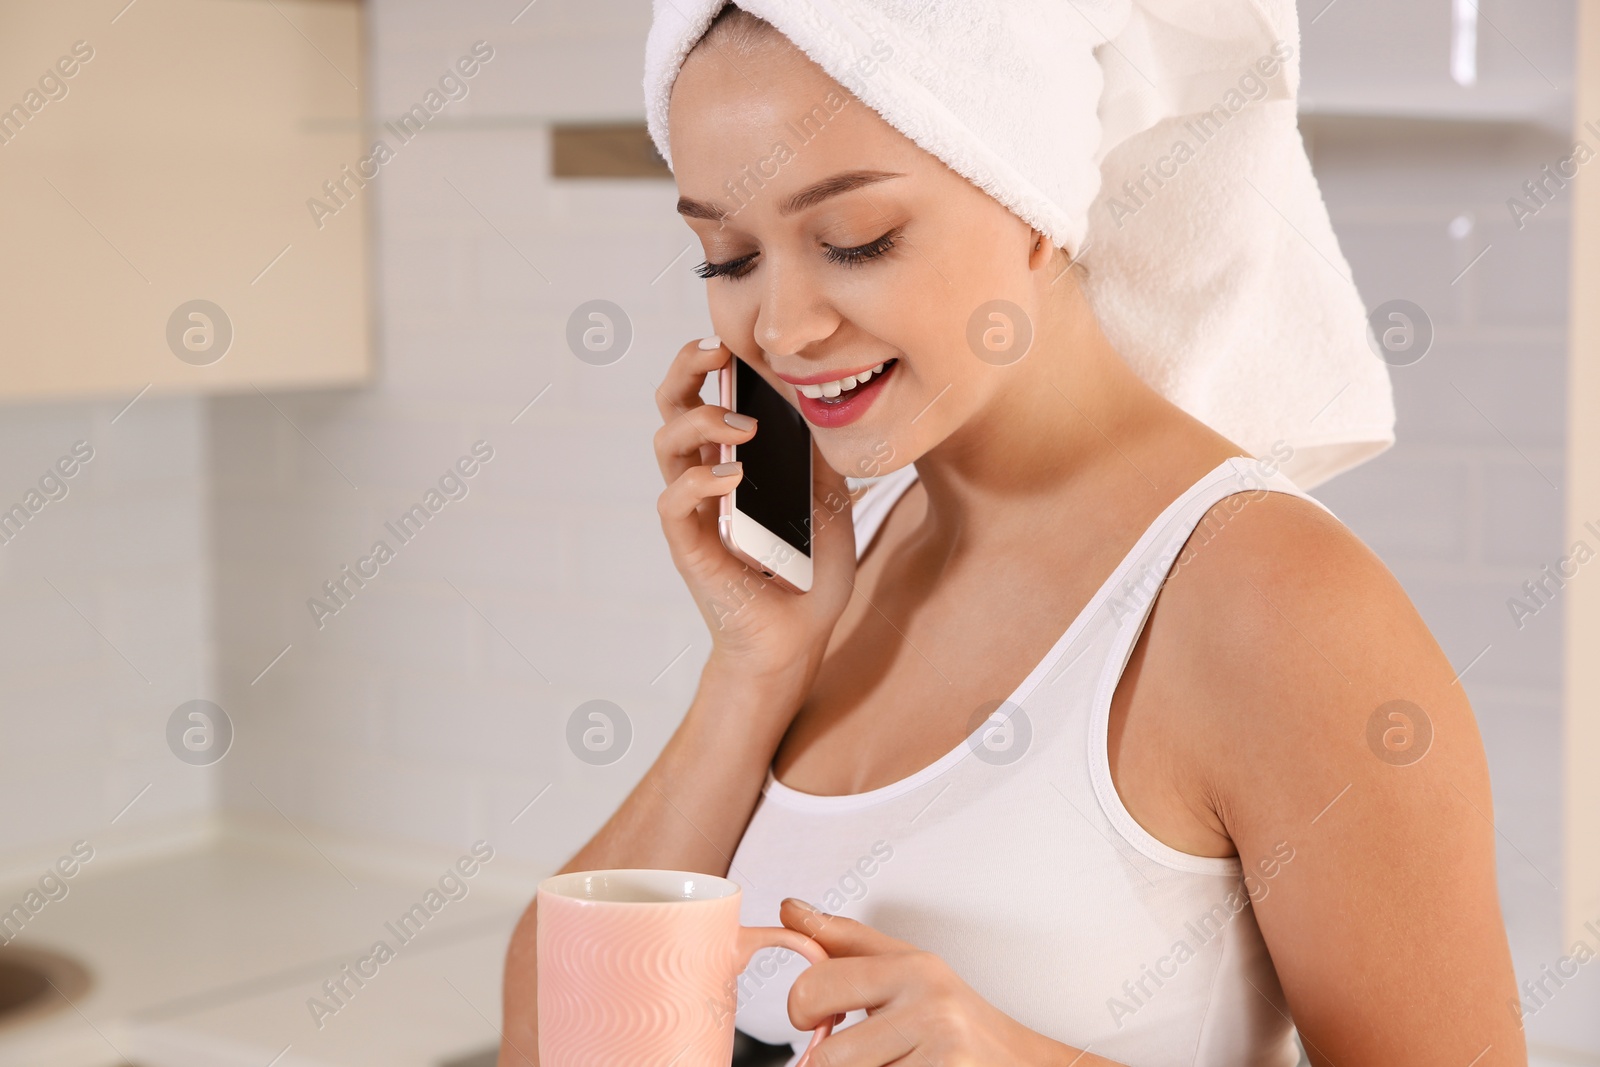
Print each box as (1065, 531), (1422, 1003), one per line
(1128, 489), (1522, 1061)
(1162, 487), (1448, 685)
(1146, 486), (1482, 794)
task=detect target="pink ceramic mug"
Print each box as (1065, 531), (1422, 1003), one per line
(536, 868), (836, 1067)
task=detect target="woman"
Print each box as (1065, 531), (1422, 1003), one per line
(501, 4), (1524, 1064)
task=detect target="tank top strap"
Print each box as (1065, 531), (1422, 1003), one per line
(1082, 454), (1331, 872)
(1093, 455), (1328, 643)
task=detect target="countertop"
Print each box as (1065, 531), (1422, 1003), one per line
(0, 829), (527, 1067)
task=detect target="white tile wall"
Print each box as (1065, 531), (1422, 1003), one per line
(0, 393), (213, 856)
(1306, 115), (1595, 1052)
(209, 0), (710, 878)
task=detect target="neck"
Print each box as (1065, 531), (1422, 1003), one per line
(907, 281), (1166, 549)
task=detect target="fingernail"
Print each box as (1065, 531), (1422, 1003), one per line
(697, 334), (722, 350)
(783, 897), (820, 914)
(712, 461), (741, 476)
(724, 411), (756, 431)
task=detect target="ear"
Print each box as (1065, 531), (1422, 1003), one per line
(1028, 228), (1054, 271)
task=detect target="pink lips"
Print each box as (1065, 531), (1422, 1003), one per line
(791, 358), (897, 428)
(775, 360), (890, 387)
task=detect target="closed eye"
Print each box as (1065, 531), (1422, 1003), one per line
(693, 251), (757, 281)
(694, 227), (903, 281)
(822, 227), (900, 268)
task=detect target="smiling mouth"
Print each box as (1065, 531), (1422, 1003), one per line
(791, 357), (898, 429)
(804, 358), (898, 405)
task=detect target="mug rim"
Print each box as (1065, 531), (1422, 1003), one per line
(537, 867), (742, 905)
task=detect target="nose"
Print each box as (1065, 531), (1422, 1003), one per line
(753, 255), (837, 361)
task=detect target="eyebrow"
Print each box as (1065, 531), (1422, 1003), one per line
(676, 169), (904, 222)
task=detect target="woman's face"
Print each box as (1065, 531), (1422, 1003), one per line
(668, 29), (1061, 479)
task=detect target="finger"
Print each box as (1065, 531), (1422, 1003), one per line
(654, 335), (730, 423)
(653, 404), (757, 483)
(786, 954), (913, 1032)
(781, 899), (918, 958)
(657, 461), (742, 564)
(797, 1011), (914, 1067)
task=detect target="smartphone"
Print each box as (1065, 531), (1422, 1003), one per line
(717, 354), (814, 593)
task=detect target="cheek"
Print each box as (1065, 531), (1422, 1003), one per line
(872, 273), (979, 363)
(711, 314), (770, 374)
(865, 261), (1003, 380)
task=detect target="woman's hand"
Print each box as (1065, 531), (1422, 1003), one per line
(653, 336), (858, 698)
(778, 899), (1113, 1067)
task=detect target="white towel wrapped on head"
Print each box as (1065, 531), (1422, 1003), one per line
(643, 0), (1394, 488)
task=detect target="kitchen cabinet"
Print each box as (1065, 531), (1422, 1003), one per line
(0, 0), (371, 403)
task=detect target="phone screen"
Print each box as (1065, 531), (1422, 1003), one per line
(734, 355), (813, 557)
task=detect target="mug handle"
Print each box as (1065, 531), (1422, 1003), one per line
(735, 926), (844, 1067)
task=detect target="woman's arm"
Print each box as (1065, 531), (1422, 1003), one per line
(1147, 492), (1525, 1065)
(499, 336), (862, 1066)
(557, 660), (802, 878)
(497, 662), (804, 1067)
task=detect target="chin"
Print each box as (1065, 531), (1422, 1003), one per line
(816, 433), (902, 482)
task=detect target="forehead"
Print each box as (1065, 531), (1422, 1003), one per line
(666, 36), (918, 214)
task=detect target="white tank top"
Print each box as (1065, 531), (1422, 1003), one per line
(730, 456), (1323, 1066)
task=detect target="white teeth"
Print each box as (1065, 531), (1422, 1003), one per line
(797, 361), (891, 400)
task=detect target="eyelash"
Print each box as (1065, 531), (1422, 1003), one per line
(694, 228), (902, 281)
